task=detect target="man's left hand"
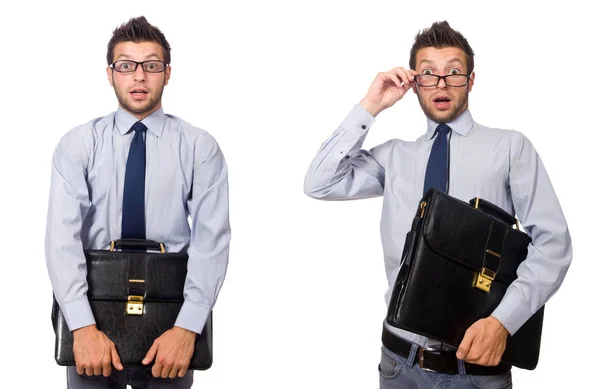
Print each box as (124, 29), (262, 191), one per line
(142, 326), (197, 378)
(456, 316), (509, 366)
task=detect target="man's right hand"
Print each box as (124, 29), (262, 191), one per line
(72, 324), (123, 377)
(360, 67), (418, 117)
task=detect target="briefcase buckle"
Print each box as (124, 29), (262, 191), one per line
(127, 295), (144, 315)
(474, 268), (496, 293)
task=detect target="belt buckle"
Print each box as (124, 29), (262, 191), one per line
(418, 346), (436, 372)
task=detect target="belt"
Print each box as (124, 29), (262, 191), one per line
(381, 326), (511, 376)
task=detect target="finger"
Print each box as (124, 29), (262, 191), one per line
(102, 355), (112, 377)
(177, 366), (189, 378)
(93, 363), (102, 376)
(488, 347), (504, 366)
(403, 68), (416, 84)
(85, 366), (94, 376)
(76, 363), (85, 376)
(111, 343), (123, 371)
(375, 72), (399, 89)
(394, 68), (414, 85)
(456, 329), (475, 360)
(161, 365), (171, 379)
(464, 341), (483, 364)
(384, 72), (403, 88)
(168, 367), (178, 379)
(152, 362), (162, 378)
(143, 340), (159, 365)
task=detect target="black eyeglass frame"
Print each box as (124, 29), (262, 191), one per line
(109, 60), (169, 74)
(414, 73), (471, 87)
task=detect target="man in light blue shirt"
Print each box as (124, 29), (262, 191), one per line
(45, 16), (230, 389)
(304, 21), (571, 389)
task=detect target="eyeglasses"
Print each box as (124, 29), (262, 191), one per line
(110, 60), (168, 74)
(415, 74), (470, 87)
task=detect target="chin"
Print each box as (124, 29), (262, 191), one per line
(430, 111), (454, 123)
(124, 100), (158, 116)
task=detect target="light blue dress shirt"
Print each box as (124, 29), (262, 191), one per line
(45, 107), (230, 335)
(304, 105), (572, 346)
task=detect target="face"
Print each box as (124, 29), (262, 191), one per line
(106, 41), (171, 119)
(412, 46), (475, 123)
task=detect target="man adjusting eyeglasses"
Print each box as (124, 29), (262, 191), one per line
(304, 20), (572, 389)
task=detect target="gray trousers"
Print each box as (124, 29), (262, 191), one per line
(66, 366), (193, 389)
(379, 346), (512, 389)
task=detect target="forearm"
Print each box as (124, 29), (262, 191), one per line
(304, 104), (383, 199)
(45, 144), (95, 331)
(175, 133), (231, 334)
(492, 133), (572, 334)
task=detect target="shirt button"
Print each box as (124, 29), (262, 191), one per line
(361, 125), (367, 130)
(345, 155), (350, 159)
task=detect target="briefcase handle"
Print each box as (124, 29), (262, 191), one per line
(469, 197), (518, 227)
(110, 239), (165, 253)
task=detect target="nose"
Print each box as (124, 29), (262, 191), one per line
(437, 76), (448, 88)
(133, 63), (146, 82)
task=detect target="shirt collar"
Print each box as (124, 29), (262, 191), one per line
(426, 109), (474, 140)
(115, 106), (166, 137)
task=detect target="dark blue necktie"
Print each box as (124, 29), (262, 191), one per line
(122, 121), (147, 239)
(423, 123), (451, 194)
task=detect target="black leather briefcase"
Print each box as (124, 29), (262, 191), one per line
(386, 189), (544, 370)
(51, 239), (213, 370)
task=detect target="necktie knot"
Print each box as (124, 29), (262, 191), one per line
(131, 121), (147, 134)
(435, 123), (451, 136)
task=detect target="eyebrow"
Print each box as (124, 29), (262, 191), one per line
(418, 57), (465, 68)
(417, 58), (466, 74)
(115, 53), (162, 61)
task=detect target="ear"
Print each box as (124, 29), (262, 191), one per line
(163, 65), (171, 86)
(106, 66), (114, 87)
(468, 71), (475, 92)
(412, 83), (418, 95)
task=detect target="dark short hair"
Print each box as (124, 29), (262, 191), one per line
(409, 21), (474, 75)
(106, 16), (171, 65)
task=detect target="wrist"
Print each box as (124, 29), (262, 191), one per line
(72, 324), (97, 337)
(174, 326), (197, 338)
(359, 99), (382, 117)
(489, 315), (509, 337)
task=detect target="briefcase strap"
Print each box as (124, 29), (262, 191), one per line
(470, 197), (517, 227)
(110, 239), (165, 253)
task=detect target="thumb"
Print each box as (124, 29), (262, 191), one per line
(111, 343), (123, 370)
(456, 329), (475, 360)
(142, 340), (159, 365)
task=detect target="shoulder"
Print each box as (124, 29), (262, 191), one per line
(54, 112), (116, 166)
(471, 122), (529, 143)
(165, 114), (218, 143)
(164, 114), (224, 160)
(471, 122), (538, 162)
(375, 136), (423, 153)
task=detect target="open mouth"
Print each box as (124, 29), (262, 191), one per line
(433, 96), (451, 109)
(130, 89), (149, 99)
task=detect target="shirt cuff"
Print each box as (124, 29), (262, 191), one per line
(491, 289), (534, 336)
(174, 300), (211, 335)
(62, 296), (95, 332)
(342, 104), (376, 137)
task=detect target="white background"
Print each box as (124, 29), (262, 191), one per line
(0, 1), (597, 388)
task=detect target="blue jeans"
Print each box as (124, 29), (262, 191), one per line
(379, 346), (512, 389)
(66, 366), (193, 389)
